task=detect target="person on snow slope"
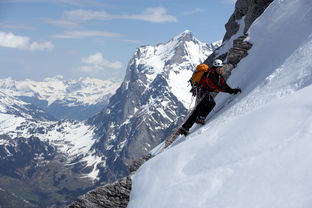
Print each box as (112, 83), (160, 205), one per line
(179, 59), (241, 136)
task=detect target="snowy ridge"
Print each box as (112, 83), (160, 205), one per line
(0, 76), (121, 106)
(0, 93), (103, 180)
(0, 91), (29, 114)
(129, 0), (312, 207)
(131, 30), (220, 107)
(0, 91), (52, 120)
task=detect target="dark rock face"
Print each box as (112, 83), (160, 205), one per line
(67, 154), (152, 208)
(68, 176), (132, 208)
(204, 0), (274, 68)
(129, 154), (153, 174)
(227, 34), (253, 66)
(223, 0), (274, 42)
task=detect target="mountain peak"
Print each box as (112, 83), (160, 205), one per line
(171, 30), (196, 43)
(180, 29), (192, 36)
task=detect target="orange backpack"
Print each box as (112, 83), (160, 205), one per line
(189, 64), (210, 86)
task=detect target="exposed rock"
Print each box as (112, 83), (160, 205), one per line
(227, 34), (253, 66)
(68, 176), (131, 208)
(67, 155), (153, 208)
(204, 0), (273, 69)
(129, 154), (153, 174)
(223, 0), (274, 42)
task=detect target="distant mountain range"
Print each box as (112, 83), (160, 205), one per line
(0, 76), (121, 120)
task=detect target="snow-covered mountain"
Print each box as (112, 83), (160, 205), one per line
(0, 92), (104, 207)
(128, 0), (312, 207)
(88, 30), (221, 179)
(0, 76), (121, 120)
(0, 91), (54, 121)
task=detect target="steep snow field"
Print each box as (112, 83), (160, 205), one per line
(128, 0), (312, 207)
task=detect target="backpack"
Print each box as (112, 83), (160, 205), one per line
(189, 64), (210, 86)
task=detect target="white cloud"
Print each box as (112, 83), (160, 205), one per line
(28, 41), (54, 51)
(64, 7), (176, 23)
(0, 31), (54, 51)
(79, 52), (122, 73)
(47, 7), (176, 36)
(123, 7), (177, 23)
(53, 30), (123, 39)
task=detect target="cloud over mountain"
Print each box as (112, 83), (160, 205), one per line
(79, 52), (122, 72)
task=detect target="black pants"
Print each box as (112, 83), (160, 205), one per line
(182, 92), (216, 130)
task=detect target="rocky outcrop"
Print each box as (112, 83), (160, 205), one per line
(204, 0), (274, 69)
(227, 34), (253, 66)
(68, 176), (131, 208)
(67, 155), (152, 208)
(129, 154), (153, 173)
(223, 0), (274, 42)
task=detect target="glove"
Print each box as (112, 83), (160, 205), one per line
(231, 88), (241, 94)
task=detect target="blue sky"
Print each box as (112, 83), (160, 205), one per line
(0, 0), (236, 81)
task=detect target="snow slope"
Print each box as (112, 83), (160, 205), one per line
(128, 0), (312, 207)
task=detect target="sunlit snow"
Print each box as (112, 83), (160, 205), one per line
(128, 0), (312, 207)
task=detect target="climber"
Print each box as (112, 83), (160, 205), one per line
(179, 59), (241, 136)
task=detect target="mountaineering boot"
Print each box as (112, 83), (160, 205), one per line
(179, 127), (189, 136)
(195, 116), (206, 125)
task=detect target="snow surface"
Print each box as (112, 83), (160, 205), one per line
(128, 0), (312, 207)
